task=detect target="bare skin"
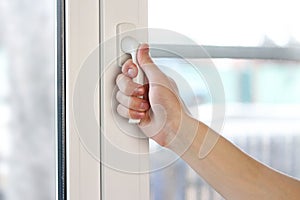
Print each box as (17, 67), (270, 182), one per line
(116, 43), (300, 199)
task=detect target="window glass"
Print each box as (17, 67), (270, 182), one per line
(0, 1), (55, 199)
(149, 0), (300, 46)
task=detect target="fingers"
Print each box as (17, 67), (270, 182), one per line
(116, 85), (149, 119)
(117, 58), (146, 96)
(122, 59), (138, 78)
(137, 44), (169, 84)
(116, 91), (149, 112)
(137, 43), (154, 65)
(117, 104), (146, 119)
(116, 74), (145, 96)
(116, 58), (150, 120)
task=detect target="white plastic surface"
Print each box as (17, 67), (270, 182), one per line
(65, 0), (149, 199)
(101, 1), (149, 200)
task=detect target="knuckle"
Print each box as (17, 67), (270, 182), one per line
(116, 104), (122, 114)
(115, 91), (122, 102)
(124, 82), (134, 95)
(123, 58), (133, 66)
(117, 104), (129, 119)
(122, 59), (133, 71)
(116, 74), (124, 85)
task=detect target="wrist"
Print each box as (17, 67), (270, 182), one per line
(168, 116), (221, 161)
(166, 113), (200, 155)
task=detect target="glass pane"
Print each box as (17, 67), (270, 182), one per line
(150, 58), (300, 200)
(0, 1), (55, 200)
(149, 0), (300, 46)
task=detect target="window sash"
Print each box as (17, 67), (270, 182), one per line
(57, 0), (150, 199)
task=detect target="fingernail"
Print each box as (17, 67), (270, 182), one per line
(140, 43), (149, 50)
(128, 68), (134, 77)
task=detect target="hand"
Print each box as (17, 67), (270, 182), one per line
(116, 44), (191, 147)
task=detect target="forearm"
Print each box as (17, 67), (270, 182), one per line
(168, 116), (300, 199)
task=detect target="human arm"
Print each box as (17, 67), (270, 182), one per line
(116, 44), (300, 199)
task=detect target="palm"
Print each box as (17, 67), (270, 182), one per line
(139, 76), (183, 146)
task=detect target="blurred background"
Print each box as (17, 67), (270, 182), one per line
(0, 0), (55, 200)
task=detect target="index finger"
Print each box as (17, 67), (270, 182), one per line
(122, 59), (138, 78)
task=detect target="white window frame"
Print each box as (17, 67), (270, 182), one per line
(56, 0), (149, 199)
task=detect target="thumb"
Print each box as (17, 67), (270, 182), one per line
(137, 43), (154, 66)
(137, 43), (166, 82)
